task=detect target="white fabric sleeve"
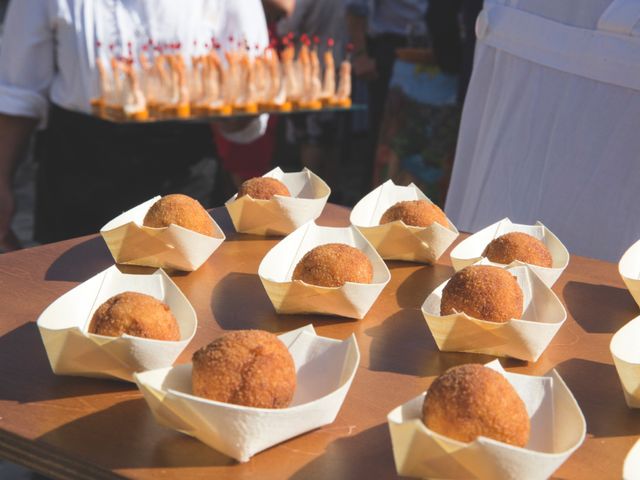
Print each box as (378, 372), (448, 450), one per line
(0, 0), (55, 121)
(218, 0), (270, 143)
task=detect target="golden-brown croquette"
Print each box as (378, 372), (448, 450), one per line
(483, 232), (552, 268)
(238, 177), (291, 200)
(292, 243), (373, 287)
(192, 330), (296, 408)
(143, 193), (215, 236)
(380, 200), (448, 228)
(422, 364), (530, 447)
(89, 291), (180, 341)
(440, 265), (523, 323)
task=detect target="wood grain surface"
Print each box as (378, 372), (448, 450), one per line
(0, 203), (639, 479)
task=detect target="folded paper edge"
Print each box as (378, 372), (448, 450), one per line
(449, 218), (569, 274)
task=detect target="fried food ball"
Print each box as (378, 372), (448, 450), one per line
(422, 364), (530, 447)
(292, 243), (374, 287)
(192, 330), (296, 408)
(89, 291), (180, 341)
(483, 232), (553, 268)
(380, 200), (448, 228)
(440, 265), (523, 323)
(143, 193), (215, 237)
(238, 177), (291, 200)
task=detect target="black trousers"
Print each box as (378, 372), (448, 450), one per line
(34, 105), (214, 243)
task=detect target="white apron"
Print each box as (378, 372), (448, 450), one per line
(445, 0), (640, 262)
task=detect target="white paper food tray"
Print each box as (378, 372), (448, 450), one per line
(350, 180), (459, 263)
(388, 359), (586, 480)
(421, 262), (566, 361)
(624, 438), (640, 480)
(101, 196), (225, 271)
(225, 167), (330, 236)
(135, 325), (359, 462)
(611, 315), (640, 408)
(619, 238), (640, 309)
(258, 221), (391, 319)
(37, 265), (197, 381)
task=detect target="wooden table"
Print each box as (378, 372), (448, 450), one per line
(0, 204), (639, 479)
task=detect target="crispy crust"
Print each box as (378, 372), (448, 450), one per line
(237, 177), (291, 200)
(143, 194), (215, 237)
(440, 265), (523, 323)
(423, 364), (530, 447)
(379, 200), (448, 228)
(483, 232), (553, 268)
(89, 291), (180, 341)
(292, 243), (374, 287)
(192, 330), (296, 408)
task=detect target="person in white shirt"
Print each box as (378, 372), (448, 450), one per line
(0, 0), (269, 248)
(445, 0), (640, 262)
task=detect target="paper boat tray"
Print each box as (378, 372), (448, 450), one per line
(387, 360), (586, 480)
(611, 315), (640, 408)
(37, 265), (197, 381)
(421, 262), (566, 361)
(100, 196), (225, 271)
(349, 180), (459, 263)
(225, 167), (330, 236)
(624, 438), (640, 480)
(134, 325), (360, 462)
(620, 238), (640, 309)
(449, 218), (569, 287)
(258, 221), (391, 319)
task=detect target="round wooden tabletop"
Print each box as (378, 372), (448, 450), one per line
(0, 203), (638, 479)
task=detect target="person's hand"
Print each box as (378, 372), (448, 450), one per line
(0, 181), (20, 252)
(214, 114), (265, 144)
(353, 54), (378, 81)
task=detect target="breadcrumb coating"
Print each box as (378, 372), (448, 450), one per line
(440, 265), (523, 323)
(89, 291), (180, 341)
(423, 364), (530, 447)
(292, 243), (373, 287)
(192, 330), (296, 408)
(143, 193), (215, 237)
(380, 200), (448, 228)
(238, 177), (291, 200)
(483, 232), (553, 268)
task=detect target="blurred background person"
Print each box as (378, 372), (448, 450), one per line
(345, 0), (428, 192)
(277, 0), (348, 202)
(372, 0), (482, 206)
(0, 0), (269, 250)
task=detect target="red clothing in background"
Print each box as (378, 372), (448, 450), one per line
(212, 116), (278, 180)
